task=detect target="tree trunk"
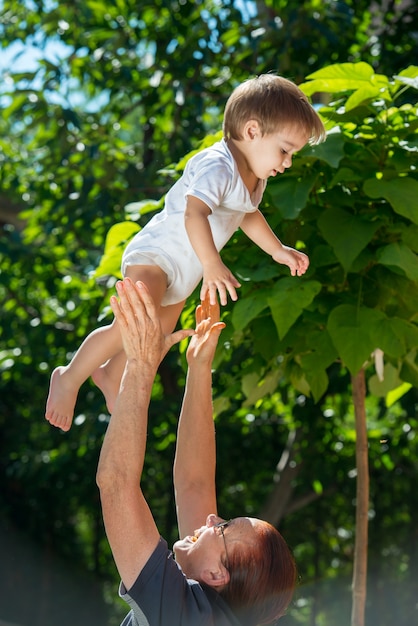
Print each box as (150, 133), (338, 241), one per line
(259, 428), (302, 526)
(351, 368), (369, 626)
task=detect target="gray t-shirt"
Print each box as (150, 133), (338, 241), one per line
(119, 537), (242, 626)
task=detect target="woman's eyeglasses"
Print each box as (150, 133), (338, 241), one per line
(213, 519), (232, 570)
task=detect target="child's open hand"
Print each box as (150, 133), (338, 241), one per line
(200, 258), (241, 306)
(186, 293), (225, 366)
(272, 245), (310, 277)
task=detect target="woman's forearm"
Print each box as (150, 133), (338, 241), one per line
(97, 360), (154, 489)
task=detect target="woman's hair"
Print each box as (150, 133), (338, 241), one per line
(223, 73), (326, 145)
(219, 519), (297, 625)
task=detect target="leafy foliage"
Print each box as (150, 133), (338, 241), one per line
(103, 63), (418, 401)
(1, 1), (417, 624)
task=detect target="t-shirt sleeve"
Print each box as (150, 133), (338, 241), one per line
(184, 154), (235, 213)
(119, 537), (218, 626)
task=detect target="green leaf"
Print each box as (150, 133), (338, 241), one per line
(231, 290), (269, 332)
(249, 315), (280, 361)
(345, 84), (388, 111)
(242, 370), (281, 407)
(330, 167), (363, 186)
(267, 279), (322, 339)
(370, 317), (407, 358)
(103, 221), (140, 253)
(377, 242), (418, 281)
(400, 350), (418, 387)
(300, 131), (346, 168)
(386, 382), (412, 407)
(94, 250), (123, 279)
(95, 222), (140, 278)
(318, 208), (379, 271)
(289, 372), (311, 397)
(301, 62), (378, 96)
(298, 329), (337, 401)
(390, 318), (418, 350)
(300, 329), (338, 372)
(175, 132), (223, 170)
(363, 178), (418, 225)
(311, 243), (338, 268)
(396, 223), (418, 254)
(393, 65), (418, 90)
(213, 395), (231, 417)
(327, 305), (386, 374)
(268, 172), (319, 219)
(124, 199), (162, 218)
(304, 367), (329, 403)
(369, 362), (402, 397)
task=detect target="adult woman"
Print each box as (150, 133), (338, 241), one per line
(96, 278), (297, 625)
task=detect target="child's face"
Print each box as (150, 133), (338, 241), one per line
(246, 124), (309, 180)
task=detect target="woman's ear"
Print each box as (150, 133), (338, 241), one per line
(201, 565), (230, 588)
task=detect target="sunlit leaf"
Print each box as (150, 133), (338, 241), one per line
(386, 382), (412, 407)
(364, 178), (418, 225)
(301, 62), (386, 96)
(369, 363), (402, 397)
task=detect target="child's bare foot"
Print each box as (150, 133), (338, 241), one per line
(92, 364), (120, 414)
(45, 366), (78, 431)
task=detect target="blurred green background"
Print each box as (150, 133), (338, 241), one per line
(0, 1), (417, 625)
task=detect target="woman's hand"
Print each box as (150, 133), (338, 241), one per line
(110, 278), (194, 366)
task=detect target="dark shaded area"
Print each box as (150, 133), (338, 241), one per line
(0, 517), (112, 626)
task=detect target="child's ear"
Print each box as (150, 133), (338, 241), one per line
(242, 119), (261, 141)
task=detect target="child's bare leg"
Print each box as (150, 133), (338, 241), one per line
(91, 266), (185, 413)
(91, 349), (126, 414)
(45, 320), (122, 431)
(93, 302), (184, 413)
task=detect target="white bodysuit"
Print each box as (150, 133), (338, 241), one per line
(122, 139), (266, 305)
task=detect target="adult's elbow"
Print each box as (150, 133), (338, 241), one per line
(96, 463), (112, 494)
(96, 459), (125, 495)
(96, 466), (132, 515)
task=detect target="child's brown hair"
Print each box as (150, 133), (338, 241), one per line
(223, 74), (326, 145)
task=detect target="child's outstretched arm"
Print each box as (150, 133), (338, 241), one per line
(185, 196), (241, 305)
(241, 209), (309, 277)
